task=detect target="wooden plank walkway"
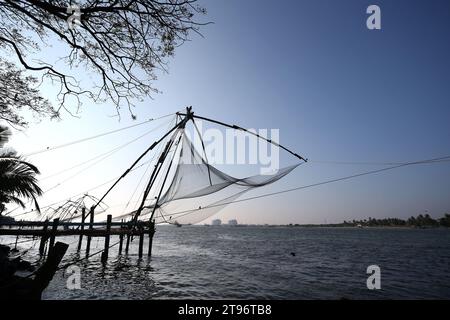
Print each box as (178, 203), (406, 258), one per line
(0, 213), (156, 261)
(0, 228), (149, 237)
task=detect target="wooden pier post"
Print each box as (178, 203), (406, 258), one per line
(77, 207), (86, 252)
(147, 221), (155, 257)
(101, 215), (112, 263)
(125, 233), (131, 254)
(14, 225), (23, 249)
(39, 220), (49, 256)
(147, 233), (153, 257)
(118, 220), (124, 255)
(85, 206), (94, 257)
(138, 231), (144, 258)
(118, 234), (123, 255)
(48, 218), (60, 255)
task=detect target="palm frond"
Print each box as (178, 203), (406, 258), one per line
(31, 193), (41, 215)
(0, 147), (42, 213)
(0, 194), (26, 209)
(0, 156), (40, 174)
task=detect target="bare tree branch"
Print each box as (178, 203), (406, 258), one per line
(0, 0), (208, 126)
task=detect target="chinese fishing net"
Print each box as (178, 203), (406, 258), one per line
(121, 128), (300, 225)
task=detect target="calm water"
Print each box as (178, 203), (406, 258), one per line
(4, 226), (450, 299)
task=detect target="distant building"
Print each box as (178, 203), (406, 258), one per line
(228, 219), (238, 226)
(211, 219), (222, 226)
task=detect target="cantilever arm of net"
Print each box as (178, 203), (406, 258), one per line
(176, 113), (308, 163)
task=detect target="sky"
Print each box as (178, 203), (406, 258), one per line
(5, 0), (450, 224)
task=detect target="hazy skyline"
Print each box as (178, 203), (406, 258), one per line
(6, 0), (450, 224)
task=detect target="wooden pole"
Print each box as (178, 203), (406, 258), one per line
(48, 218), (60, 256)
(118, 234), (123, 255)
(147, 221), (155, 257)
(39, 220), (49, 256)
(138, 230), (144, 258)
(125, 233), (131, 254)
(14, 225), (23, 249)
(77, 207), (86, 252)
(85, 206), (94, 257)
(118, 220), (124, 255)
(101, 215), (112, 263)
(147, 233), (153, 257)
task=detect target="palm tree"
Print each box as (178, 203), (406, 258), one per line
(0, 125), (42, 215)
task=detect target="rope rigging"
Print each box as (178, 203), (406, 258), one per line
(4, 114), (176, 217)
(40, 116), (174, 182)
(23, 112), (176, 158)
(123, 116), (178, 215)
(152, 154), (450, 223)
(42, 117), (174, 193)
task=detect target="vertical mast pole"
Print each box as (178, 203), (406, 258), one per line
(148, 107), (194, 221)
(132, 107), (194, 223)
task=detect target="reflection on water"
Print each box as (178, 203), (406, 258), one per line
(3, 226), (450, 299)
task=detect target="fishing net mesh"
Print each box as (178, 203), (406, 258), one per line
(131, 131), (299, 225)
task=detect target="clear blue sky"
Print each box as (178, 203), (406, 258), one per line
(8, 0), (450, 224)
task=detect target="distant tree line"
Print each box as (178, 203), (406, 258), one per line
(341, 213), (450, 228)
(285, 213), (450, 228)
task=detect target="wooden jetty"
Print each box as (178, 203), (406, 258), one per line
(0, 207), (156, 262)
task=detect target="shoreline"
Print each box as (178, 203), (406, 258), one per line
(192, 224), (450, 229)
